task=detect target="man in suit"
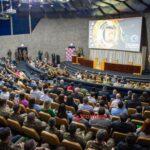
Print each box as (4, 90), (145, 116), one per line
(111, 114), (136, 133)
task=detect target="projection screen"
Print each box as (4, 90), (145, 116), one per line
(89, 17), (142, 52)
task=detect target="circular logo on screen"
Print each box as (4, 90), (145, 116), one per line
(91, 20), (121, 49)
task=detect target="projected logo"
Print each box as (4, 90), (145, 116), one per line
(89, 20), (121, 49)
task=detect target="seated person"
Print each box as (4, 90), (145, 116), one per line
(23, 112), (47, 133)
(130, 106), (144, 120)
(57, 103), (72, 121)
(116, 133), (142, 150)
(65, 95), (78, 111)
(0, 98), (11, 118)
(63, 123), (86, 149)
(19, 93), (29, 108)
(111, 101), (128, 116)
(45, 118), (63, 142)
(111, 114), (136, 133)
(86, 129), (114, 150)
(89, 107), (111, 130)
(126, 93), (141, 108)
(110, 93), (122, 108)
(28, 98), (41, 112)
(10, 104), (26, 125)
(78, 97), (93, 112)
(136, 118), (150, 138)
(41, 100), (56, 117)
(87, 92), (96, 104)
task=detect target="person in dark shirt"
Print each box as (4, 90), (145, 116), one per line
(126, 93), (141, 108)
(45, 118), (63, 142)
(111, 114), (136, 133)
(130, 106), (144, 120)
(116, 133), (142, 150)
(65, 95), (78, 111)
(10, 104), (25, 126)
(63, 123), (86, 149)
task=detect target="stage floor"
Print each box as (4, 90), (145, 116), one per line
(61, 61), (150, 82)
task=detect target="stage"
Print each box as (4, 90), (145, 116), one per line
(60, 61), (150, 83)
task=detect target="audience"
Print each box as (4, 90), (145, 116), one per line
(0, 56), (149, 149)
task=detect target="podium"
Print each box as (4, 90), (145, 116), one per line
(17, 47), (28, 61)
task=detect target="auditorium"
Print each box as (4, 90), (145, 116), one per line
(0, 0), (150, 150)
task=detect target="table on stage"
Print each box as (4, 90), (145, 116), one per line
(72, 56), (94, 68)
(103, 62), (142, 74)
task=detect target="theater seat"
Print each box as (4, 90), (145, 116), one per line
(22, 126), (40, 141)
(90, 126), (99, 133)
(49, 93), (58, 101)
(7, 119), (22, 133)
(143, 111), (150, 119)
(56, 117), (69, 127)
(7, 100), (14, 108)
(41, 131), (60, 145)
(51, 102), (60, 110)
(111, 116), (120, 122)
(112, 132), (128, 142)
(137, 137), (150, 147)
(66, 105), (75, 114)
(131, 119), (144, 126)
(128, 108), (136, 116)
(61, 139), (82, 150)
(0, 116), (8, 126)
(26, 108), (39, 117)
(141, 102), (149, 107)
(72, 121), (86, 131)
(39, 111), (51, 123)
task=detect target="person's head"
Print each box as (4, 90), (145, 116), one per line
(141, 119), (150, 135)
(13, 104), (21, 114)
(19, 93), (25, 100)
(136, 106), (142, 113)
(96, 129), (107, 143)
(44, 100), (51, 109)
(29, 98), (36, 108)
(120, 114), (128, 122)
(27, 112), (36, 123)
(127, 90), (132, 97)
(118, 101), (124, 109)
(24, 139), (37, 150)
(58, 94), (64, 104)
(98, 107), (105, 115)
(48, 118), (56, 128)
(99, 100), (105, 107)
(131, 93), (137, 100)
(9, 93), (15, 101)
(58, 103), (66, 114)
(0, 99), (7, 108)
(44, 89), (48, 95)
(32, 86), (37, 91)
(66, 95), (73, 103)
(59, 79), (64, 85)
(2, 86), (7, 93)
(112, 89), (117, 95)
(68, 123), (77, 135)
(116, 93), (121, 99)
(91, 92), (95, 98)
(125, 133), (137, 146)
(0, 127), (11, 142)
(83, 97), (88, 104)
(74, 87), (80, 93)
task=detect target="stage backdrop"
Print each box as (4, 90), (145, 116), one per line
(89, 17), (142, 52)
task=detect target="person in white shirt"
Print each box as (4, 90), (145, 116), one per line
(110, 93), (122, 108)
(78, 97), (93, 112)
(40, 89), (53, 102)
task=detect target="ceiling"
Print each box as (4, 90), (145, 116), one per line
(0, 0), (150, 18)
